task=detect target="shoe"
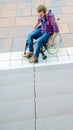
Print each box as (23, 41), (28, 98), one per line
(23, 52), (33, 58)
(29, 57), (38, 63)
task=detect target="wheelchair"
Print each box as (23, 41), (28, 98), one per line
(23, 25), (62, 60)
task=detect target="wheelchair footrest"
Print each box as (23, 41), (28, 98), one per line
(42, 55), (47, 60)
(24, 52), (26, 54)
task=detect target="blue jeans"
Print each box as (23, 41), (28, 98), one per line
(28, 28), (52, 57)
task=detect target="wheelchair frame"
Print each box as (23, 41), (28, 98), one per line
(24, 21), (62, 60)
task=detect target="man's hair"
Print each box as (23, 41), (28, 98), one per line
(37, 5), (47, 13)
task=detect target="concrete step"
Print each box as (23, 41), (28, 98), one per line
(36, 114), (73, 130)
(0, 56), (73, 130)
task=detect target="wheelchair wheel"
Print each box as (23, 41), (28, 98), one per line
(47, 33), (62, 55)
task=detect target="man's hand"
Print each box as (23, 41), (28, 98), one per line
(32, 27), (35, 32)
(49, 37), (55, 46)
(49, 32), (58, 46)
(32, 21), (40, 32)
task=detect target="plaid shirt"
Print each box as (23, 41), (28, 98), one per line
(38, 10), (59, 34)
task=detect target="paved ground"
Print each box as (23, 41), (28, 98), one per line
(0, 0), (73, 68)
(0, 47), (73, 70)
(0, 1), (73, 130)
(0, 0), (73, 54)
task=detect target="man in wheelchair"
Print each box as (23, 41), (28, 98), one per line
(23, 4), (59, 63)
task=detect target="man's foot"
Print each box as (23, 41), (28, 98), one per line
(29, 57), (38, 63)
(23, 52), (33, 58)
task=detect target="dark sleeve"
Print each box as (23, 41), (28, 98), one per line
(37, 18), (41, 23)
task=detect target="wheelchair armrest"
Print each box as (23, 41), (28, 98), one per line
(37, 25), (41, 29)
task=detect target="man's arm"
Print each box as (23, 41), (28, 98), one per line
(51, 32), (59, 42)
(49, 32), (58, 46)
(32, 21), (40, 31)
(49, 15), (59, 45)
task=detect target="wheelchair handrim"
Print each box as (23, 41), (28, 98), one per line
(47, 33), (62, 55)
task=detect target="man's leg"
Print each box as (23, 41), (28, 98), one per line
(23, 28), (42, 58)
(29, 33), (52, 62)
(28, 28), (42, 52)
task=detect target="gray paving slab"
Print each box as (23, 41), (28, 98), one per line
(36, 95), (73, 118)
(36, 114), (73, 130)
(0, 120), (34, 130)
(0, 39), (12, 53)
(12, 26), (32, 52)
(35, 62), (73, 72)
(49, 7), (62, 14)
(0, 99), (34, 122)
(0, 83), (34, 101)
(0, 27), (14, 39)
(0, 1), (4, 4)
(35, 64), (73, 82)
(61, 34), (73, 47)
(0, 68), (34, 86)
(12, 37), (26, 52)
(35, 79), (73, 98)
(11, 37), (28, 52)
(0, 4), (2, 9)
(35, 69), (73, 82)
(49, 0), (72, 6)
(68, 23), (73, 33)
(16, 9), (31, 17)
(4, 0), (17, 3)
(13, 26), (32, 37)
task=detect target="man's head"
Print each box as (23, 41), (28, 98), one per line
(37, 5), (47, 19)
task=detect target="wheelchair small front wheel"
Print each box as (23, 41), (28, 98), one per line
(47, 33), (62, 55)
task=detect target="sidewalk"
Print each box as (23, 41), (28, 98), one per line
(0, 0), (73, 68)
(0, 0), (73, 52)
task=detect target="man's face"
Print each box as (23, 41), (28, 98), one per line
(38, 11), (46, 19)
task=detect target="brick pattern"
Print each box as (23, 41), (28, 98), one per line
(0, 0), (73, 53)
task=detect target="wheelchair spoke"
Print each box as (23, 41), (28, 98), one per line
(47, 33), (62, 55)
